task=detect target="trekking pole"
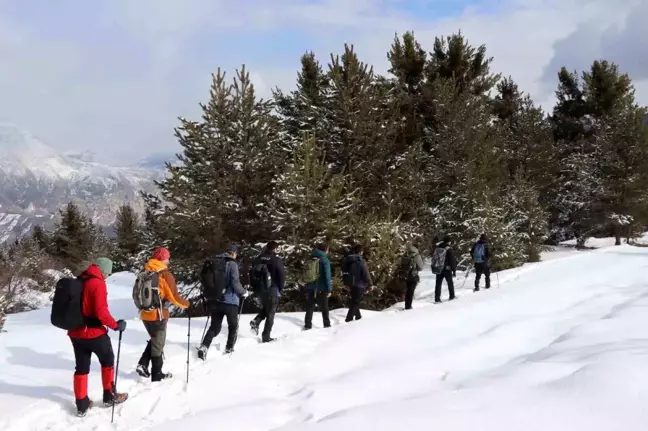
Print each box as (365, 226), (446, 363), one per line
(111, 330), (123, 424)
(460, 266), (472, 290)
(186, 314), (191, 385)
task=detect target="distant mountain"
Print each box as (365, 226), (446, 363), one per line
(0, 123), (164, 243)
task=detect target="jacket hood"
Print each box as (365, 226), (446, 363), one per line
(346, 253), (362, 261)
(145, 258), (168, 272)
(407, 245), (419, 256)
(312, 249), (328, 259)
(81, 264), (105, 280)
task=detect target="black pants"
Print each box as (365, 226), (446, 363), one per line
(138, 319), (168, 368)
(253, 291), (279, 341)
(71, 334), (115, 375)
(202, 302), (240, 351)
(345, 286), (365, 322)
(474, 262), (491, 289)
(434, 270), (455, 302)
(405, 280), (418, 310)
(304, 290), (330, 329)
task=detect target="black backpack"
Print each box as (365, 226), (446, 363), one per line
(50, 277), (86, 330)
(249, 256), (272, 292)
(200, 257), (230, 301)
(342, 256), (362, 287)
(396, 254), (416, 282)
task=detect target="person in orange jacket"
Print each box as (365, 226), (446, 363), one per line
(135, 247), (189, 381)
(68, 258), (128, 417)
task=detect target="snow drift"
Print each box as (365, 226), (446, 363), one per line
(1, 246), (648, 430)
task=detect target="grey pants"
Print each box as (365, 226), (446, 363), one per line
(138, 319), (167, 367)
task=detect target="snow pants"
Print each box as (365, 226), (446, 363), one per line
(434, 270), (455, 302)
(70, 334), (115, 410)
(304, 290), (330, 329)
(202, 302), (239, 351)
(138, 319), (168, 369)
(405, 279), (418, 310)
(474, 262), (491, 289)
(345, 286), (365, 321)
(253, 291), (279, 341)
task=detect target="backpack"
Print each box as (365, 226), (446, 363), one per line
(249, 257), (272, 292)
(342, 256), (362, 287)
(396, 254), (416, 282)
(132, 270), (162, 312)
(430, 246), (448, 275)
(473, 243), (485, 263)
(200, 257), (229, 301)
(302, 257), (321, 284)
(50, 277), (86, 330)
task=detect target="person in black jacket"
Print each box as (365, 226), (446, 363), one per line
(249, 241), (286, 342)
(342, 244), (374, 322)
(433, 236), (457, 303)
(471, 234), (492, 291)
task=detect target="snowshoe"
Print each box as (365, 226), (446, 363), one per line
(197, 345), (208, 361)
(136, 364), (150, 378)
(76, 400), (94, 417)
(152, 372), (172, 382)
(103, 392), (128, 407)
(250, 321), (259, 336)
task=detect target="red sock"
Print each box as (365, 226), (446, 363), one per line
(101, 367), (114, 391)
(73, 374), (88, 400)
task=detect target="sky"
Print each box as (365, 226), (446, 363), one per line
(0, 0), (646, 166)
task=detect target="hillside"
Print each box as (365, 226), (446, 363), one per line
(0, 123), (164, 243)
(1, 245), (648, 430)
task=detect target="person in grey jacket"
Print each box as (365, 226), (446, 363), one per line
(403, 244), (424, 310)
(198, 245), (249, 359)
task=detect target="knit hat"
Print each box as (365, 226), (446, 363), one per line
(95, 257), (113, 277)
(152, 247), (171, 261)
(226, 244), (239, 254)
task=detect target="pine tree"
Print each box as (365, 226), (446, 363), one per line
(113, 204), (142, 271)
(51, 202), (95, 273)
(154, 66), (283, 284)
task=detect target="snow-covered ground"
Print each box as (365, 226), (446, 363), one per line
(2, 245), (648, 430)
(559, 231), (648, 248)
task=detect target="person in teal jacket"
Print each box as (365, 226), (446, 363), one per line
(304, 243), (332, 329)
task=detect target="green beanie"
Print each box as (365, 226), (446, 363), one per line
(95, 257), (113, 277)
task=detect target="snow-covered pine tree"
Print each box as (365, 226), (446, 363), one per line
(269, 131), (356, 271)
(50, 202), (96, 274)
(152, 66), (283, 288)
(113, 204), (143, 272)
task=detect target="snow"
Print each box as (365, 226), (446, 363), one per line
(559, 232), (648, 248)
(2, 245), (648, 429)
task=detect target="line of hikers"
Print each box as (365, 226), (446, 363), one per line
(51, 234), (493, 417)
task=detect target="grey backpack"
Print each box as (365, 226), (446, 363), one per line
(430, 246), (448, 275)
(132, 270), (162, 312)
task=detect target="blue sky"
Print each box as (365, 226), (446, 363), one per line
(0, 0), (645, 165)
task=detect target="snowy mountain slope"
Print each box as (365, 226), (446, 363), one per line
(0, 124), (164, 242)
(2, 246), (648, 430)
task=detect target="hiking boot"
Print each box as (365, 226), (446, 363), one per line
(103, 391), (128, 407)
(250, 321), (259, 336)
(136, 364), (150, 378)
(262, 337), (276, 343)
(76, 399), (93, 417)
(197, 345), (208, 361)
(224, 346), (234, 354)
(474, 287), (480, 292)
(434, 300), (442, 304)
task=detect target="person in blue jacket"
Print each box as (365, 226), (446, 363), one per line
(304, 242), (332, 330)
(198, 245), (249, 359)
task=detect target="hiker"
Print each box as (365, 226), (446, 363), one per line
(198, 245), (249, 359)
(431, 236), (457, 303)
(66, 258), (128, 417)
(303, 242), (332, 330)
(471, 234), (492, 291)
(397, 243), (424, 310)
(249, 241), (286, 342)
(342, 244), (374, 322)
(135, 247), (190, 381)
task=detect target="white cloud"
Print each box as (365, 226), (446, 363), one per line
(0, 0), (645, 164)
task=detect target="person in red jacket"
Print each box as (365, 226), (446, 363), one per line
(67, 257), (128, 417)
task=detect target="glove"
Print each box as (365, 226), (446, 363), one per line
(241, 291), (250, 298)
(453, 272), (457, 278)
(115, 320), (127, 332)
